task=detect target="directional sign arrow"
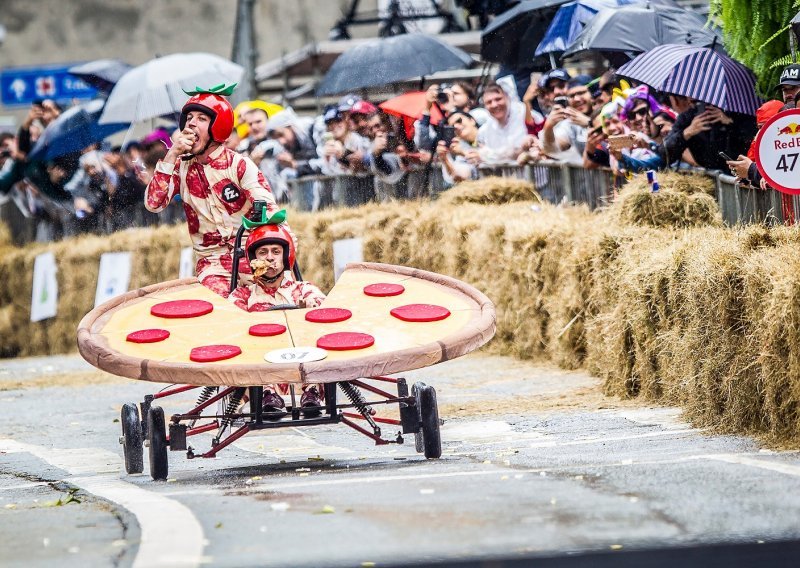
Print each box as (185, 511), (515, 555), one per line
(9, 78), (26, 100)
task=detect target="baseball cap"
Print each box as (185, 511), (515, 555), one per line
(337, 93), (362, 112)
(778, 64), (800, 87)
(567, 74), (593, 89)
(349, 100), (378, 115)
(323, 105), (344, 123)
(538, 68), (572, 89)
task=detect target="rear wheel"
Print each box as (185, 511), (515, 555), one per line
(147, 406), (169, 481)
(120, 403), (143, 474)
(419, 385), (441, 459)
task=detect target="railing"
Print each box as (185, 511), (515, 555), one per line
(2, 161), (797, 246)
(714, 173), (793, 226)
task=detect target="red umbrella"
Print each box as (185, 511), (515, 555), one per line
(380, 91), (445, 139)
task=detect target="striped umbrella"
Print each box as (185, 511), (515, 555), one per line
(617, 44), (761, 115)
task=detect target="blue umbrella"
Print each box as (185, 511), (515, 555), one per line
(617, 44), (761, 114)
(535, 0), (635, 57)
(28, 99), (129, 161)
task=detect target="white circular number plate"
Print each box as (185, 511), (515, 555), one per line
(264, 346), (328, 364)
(755, 108), (800, 195)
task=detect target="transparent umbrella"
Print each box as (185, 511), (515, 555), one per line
(98, 52), (243, 125)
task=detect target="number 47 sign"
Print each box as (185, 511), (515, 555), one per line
(755, 108), (800, 194)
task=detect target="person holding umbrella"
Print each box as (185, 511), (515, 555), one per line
(144, 84), (286, 298)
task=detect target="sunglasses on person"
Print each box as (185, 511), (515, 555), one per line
(632, 107), (650, 118)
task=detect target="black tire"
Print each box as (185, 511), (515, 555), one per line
(147, 406), (169, 481)
(121, 403), (143, 474)
(419, 385), (442, 459)
(412, 382), (426, 453)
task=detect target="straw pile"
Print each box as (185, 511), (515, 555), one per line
(610, 171), (722, 228)
(5, 173), (800, 443)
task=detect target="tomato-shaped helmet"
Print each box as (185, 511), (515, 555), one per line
(245, 223), (296, 271)
(179, 93), (234, 143)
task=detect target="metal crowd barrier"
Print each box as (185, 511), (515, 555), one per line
(715, 174), (789, 226)
(4, 162), (799, 246)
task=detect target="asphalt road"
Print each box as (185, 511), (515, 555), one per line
(1, 353), (800, 567)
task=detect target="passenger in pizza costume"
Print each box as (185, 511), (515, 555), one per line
(144, 83), (289, 298)
(230, 220), (326, 416)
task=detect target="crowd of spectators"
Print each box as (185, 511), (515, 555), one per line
(3, 62), (800, 240)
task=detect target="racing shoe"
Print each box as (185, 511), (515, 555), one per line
(300, 387), (323, 417)
(262, 389), (286, 420)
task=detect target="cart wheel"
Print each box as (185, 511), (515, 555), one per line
(120, 403), (143, 474)
(147, 406), (169, 481)
(419, 385), (442, 459)
(411, 382), (426, 453)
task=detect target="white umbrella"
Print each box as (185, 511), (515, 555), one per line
(98, 52), (243, 124)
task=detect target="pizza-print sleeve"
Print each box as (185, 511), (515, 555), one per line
(229, 286), (251, 312)
(145, 159), (180, 213)
(299, 282), (326, 308)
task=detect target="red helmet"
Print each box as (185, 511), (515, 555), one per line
(179, 93), (234, 143)
(245, 224), (296, 271)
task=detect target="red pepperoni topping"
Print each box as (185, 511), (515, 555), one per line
(390, 304), (451, 322)
(316, 332), (375, 351)
(126, 329), (170, 344)
(363, 283), (405, 297)
(151, 299), (214, 319)
(189, 344), (242, 363)
(249, 323), (287, 337)
(305, 308), (352, 323)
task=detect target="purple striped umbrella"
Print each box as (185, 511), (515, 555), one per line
(616, 44), (761, 115)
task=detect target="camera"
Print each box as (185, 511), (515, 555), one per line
(439, 125), (456, 146)
(552, 96), (569, 109)
(436, 84), (451, 105)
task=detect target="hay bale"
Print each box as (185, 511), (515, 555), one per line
(438, 176), (540, 205)
(611, 184), (722, 229)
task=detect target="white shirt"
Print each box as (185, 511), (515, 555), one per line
(477, 101), (529, 163)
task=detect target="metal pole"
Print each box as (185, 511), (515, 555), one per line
(231, 0), (258, 104)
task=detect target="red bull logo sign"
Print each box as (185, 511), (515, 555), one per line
(756, 108), (800, 195)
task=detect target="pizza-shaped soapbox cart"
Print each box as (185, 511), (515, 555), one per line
(78, 262), (495, 480)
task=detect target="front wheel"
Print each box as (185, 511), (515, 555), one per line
(419, 385), (442, 459)
(147, 406), (169, 481)
(120, 403), (143, 474)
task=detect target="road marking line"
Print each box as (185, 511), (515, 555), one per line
(0, 438), (205, 568)
(689, 454), (800, 477)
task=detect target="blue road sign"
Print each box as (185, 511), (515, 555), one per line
(1, 64), (98, 107)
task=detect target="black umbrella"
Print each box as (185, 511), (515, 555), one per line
(68, 59), (133, 93)
(562, 5), (721, 62)
(316, 34), (473, 96)
(480, 0), (570, 68)
(28, 99), (129, 161)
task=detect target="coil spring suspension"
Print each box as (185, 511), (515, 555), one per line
(189, 386), (218, 427)
(340, 382), (380, 436)
(213, 387), (246, 445)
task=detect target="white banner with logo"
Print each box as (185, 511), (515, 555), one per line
(30, 251), (58, 322)
(94, 252), (132, 307)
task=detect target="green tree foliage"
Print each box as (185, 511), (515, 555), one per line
(710, 0), (798, 98)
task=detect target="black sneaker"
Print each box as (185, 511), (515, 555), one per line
(300, 387), (322, 417)
(262, 390), (286, 420)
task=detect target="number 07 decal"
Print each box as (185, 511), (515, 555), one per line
(755, 108), (800, 195)
(264, 347), (328, 364)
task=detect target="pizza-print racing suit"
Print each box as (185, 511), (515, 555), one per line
(230, 276), (326, 397)
(144, 145), (282, 297)
(229, 274), (326, 312)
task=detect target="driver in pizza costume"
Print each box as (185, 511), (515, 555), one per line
(144, 84), (289, 298)
(230, 221), (326, 416)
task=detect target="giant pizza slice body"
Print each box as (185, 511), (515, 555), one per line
(77, 262), (496, 386)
